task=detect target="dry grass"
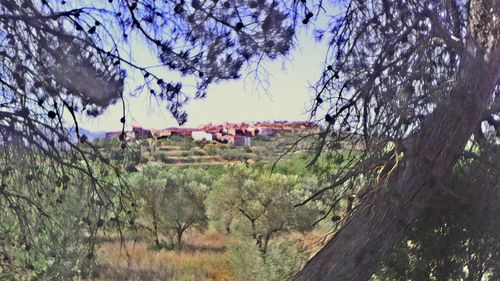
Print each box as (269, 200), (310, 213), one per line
(94, 228), (328, 281)
(95, 229), (234, 281)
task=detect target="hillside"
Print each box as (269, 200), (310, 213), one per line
(124, 132), (313, 169)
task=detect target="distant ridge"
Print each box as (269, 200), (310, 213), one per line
(68, 127), (107, 141)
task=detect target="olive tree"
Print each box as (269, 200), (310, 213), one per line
(134, 165), (211, 249)
(132, 163), (166, 247)
(207, 164), (321, 257)
(0, 148), (120, 279)
(0, 0), (317, 270)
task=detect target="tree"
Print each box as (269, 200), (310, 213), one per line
(0, 0), (312, 272)
(1, 0), (498, 279)
(134, 165), (211, 249)
(0, 148), (122, 279)
(132, 163), (166, 247)
(207, 164), (321, 257)
(226, 236), (309, 281)
(375, 153), (499, 281)
(297, 0), (499, 279)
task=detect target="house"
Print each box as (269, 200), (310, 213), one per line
(256, 126), (277, 136)
(192, 131), (213, 141)
(220, 134), (235, 144)
(234, 135), (252, 146)
(211, 132), (224, 142)
(132, 125), (152, 139)
(169, 128), (195, 138)
(246, 126), (259, 136)
(151, 128), (171, 139)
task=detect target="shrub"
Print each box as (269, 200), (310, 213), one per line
(179, 151), (190, 157)
(139, 155), (149, 164)
(220, 149), (244, 160)
(226, 237), (264, 281)
(262, 240), (308, 281)
(151, 152), (164, 162)
(226, 237), (308, 281)
(204, 146), (217, 156)
(190, 148), (206, 156)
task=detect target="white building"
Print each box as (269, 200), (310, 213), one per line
(191, 131), (213, 141)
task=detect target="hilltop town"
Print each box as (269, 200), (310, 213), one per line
(104, 120), (318, 146)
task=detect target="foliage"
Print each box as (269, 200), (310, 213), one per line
(0, 151), (128, 280)
(220, 149), (246, 161)
(207, 164), (321, 256)
(375, 154), (499, 281)
(205, 146), (218, 156)
(226, 236), (308, 281)
(0, 0), (319, 274)
(189, 148), (206, 157)
(226, 237), (264, 281)
(133, 164), (212, 249)
(298, 0), (499, 277)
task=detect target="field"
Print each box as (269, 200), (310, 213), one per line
(94, 229), (329, 281)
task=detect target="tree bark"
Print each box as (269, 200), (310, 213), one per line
(153, 218), (160, 248)
(176, 228), (184, 250)
(296, 4), (500, 280)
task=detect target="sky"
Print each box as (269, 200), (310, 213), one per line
(78, 28), (329, 132)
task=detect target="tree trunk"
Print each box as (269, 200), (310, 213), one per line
(296, 5), (500, 280)
(176, 228), (184, 250)
(153, 219), (160, 248)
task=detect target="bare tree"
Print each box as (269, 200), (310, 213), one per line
(297, 0), (499, 280)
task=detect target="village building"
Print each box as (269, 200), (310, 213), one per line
(131, 124), (152, 139)
(169, 128), (195, 138)
(256, 126), (277, 136)
(151, 128), (171, 139)
(191, 131), (213, 141)
(102, 120), (314, 144)
(220, 134), (235, 144)
(234, 135), (252, 146)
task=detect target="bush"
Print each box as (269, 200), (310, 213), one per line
(220, 149), (245, 160)
(226, 237), (308, 281)
(179, 151), (190, 157)
(190, 148), (206, 156)
(226, 237), (264, 281)
(151, 152), (168, 163)
(263, 240), (308, 281)
(140, 140), (150, 147)
(205, 146), (217, 155)
(139, 155), (149, 164)
(181, 140), (195, 150)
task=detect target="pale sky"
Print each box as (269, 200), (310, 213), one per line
(78, 29), (328, 132)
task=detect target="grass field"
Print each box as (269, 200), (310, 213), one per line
(94, 228), (329, 281)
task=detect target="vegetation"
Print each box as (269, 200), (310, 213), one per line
(0, 0), (498, 280)
(207, 164), (321, 257)
(133, 165), (212, 250)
